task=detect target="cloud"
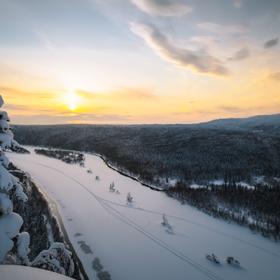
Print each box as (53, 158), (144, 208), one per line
(130, 22), (229, 76)
(228, 47), (250, 61)
(0, 87), (55, 101)
(264, 38), (278, 49)
(76, 87), (157, 101)
(131, 0), (192, 17)
(3, 104), (34, 112)
(233, 0), (242, 8)
(269, 72), (280, 81)
(219, 106), (243, 113)
(33, 31), (56, 51)
(111, 87), (158, 100)
(197, 22), (249, 34)
(11, 113), (136, 125)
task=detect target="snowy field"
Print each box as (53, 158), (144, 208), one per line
(7, 147), (280, 280)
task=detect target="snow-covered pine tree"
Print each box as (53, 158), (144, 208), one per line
(127, 192), (133, 203)
(0, 95), (74, 276)
(109, 182), (115, 192)
(31, 242), (74, 276)
(161, 214), (169, 227)
(0, 95), (30, 265)
(0, 96), (75, 277)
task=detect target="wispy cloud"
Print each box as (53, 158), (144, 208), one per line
(3, 104), (34, 112)
(0, 87), (56, 101)
(228, 47), (250, 61)
(269, 72), (280, 81)
(233, 0), (243, 9)
(33, 31), (57, 51)
(219, 106), (243, 113)
(76, 87), (157, 101)
(264, 38), (278, 49)
(197, 22), (249, 34)
(110, 87), (158, 100)
(131, 0), (192, 17)
(130, 22), (229, 76)
(11, 113), (136, 125)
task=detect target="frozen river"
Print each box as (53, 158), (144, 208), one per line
(8, 147), (280, 280)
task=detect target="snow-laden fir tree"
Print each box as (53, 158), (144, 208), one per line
(0, 96), (74, 277)
(0, 95), (30, 265)
(31, 242), (74, 276)
(161, 213), (173, 233)
(109, 182), (115, 192)
(127, 192), (133, 203)
(161, 214), (169, 227)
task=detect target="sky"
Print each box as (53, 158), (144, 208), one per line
(0, 0), (279, 124)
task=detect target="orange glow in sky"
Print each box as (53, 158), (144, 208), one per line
(0, 0), (279, 124)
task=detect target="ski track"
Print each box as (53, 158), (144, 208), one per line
(14, 157), (224, 280)
(8, 149), (280, 280)
(14, 157), (280, 260)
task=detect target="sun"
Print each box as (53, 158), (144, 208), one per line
(64, 90), (80, 111)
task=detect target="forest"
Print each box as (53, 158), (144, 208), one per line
(12, 114), (280, 240)
(166, 181), (280, 240)
(13, 114), (280, 187)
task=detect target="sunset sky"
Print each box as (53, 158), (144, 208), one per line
(0, 0), (279, 124)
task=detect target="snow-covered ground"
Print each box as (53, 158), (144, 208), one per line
(0, 265), (72, 280)
(7, 147), (280, 280)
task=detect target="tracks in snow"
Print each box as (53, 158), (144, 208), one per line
(11, 157), (280, 280)
(15, 157), (280, 259)
(13, 158), (226, 280)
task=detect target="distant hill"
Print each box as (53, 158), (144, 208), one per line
(197, 114), (280, 131)
(13, 113), (280, 187)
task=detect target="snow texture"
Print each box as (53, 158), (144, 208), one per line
(0, 213), (23, 262)
(0, 265), (73, 280)
(0, 193), (13, 214)
(7, 146), (280, 280)
(16, 232), (30, 264)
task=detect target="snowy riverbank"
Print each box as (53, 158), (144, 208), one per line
(7, 146), (280, 280)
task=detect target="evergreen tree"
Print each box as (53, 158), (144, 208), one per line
(0, 95), (30, 265)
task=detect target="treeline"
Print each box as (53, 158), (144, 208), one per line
(34, 148), (85, 165)
(12, 119), (280, 240)
(13, 123), (280, 187)
(166, 182), (280, 241)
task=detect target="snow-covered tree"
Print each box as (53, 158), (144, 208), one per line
(161, 213), (173, 233)
(31, 243), (74, 276)
(127, 192), (133, 203)
(0, 96), (75, 276)
(0, 95), (30, 265)
(161, 214), (169, 227)
(109, 182), (115, 192)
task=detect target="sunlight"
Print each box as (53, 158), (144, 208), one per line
(64, 90), (80, 111)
